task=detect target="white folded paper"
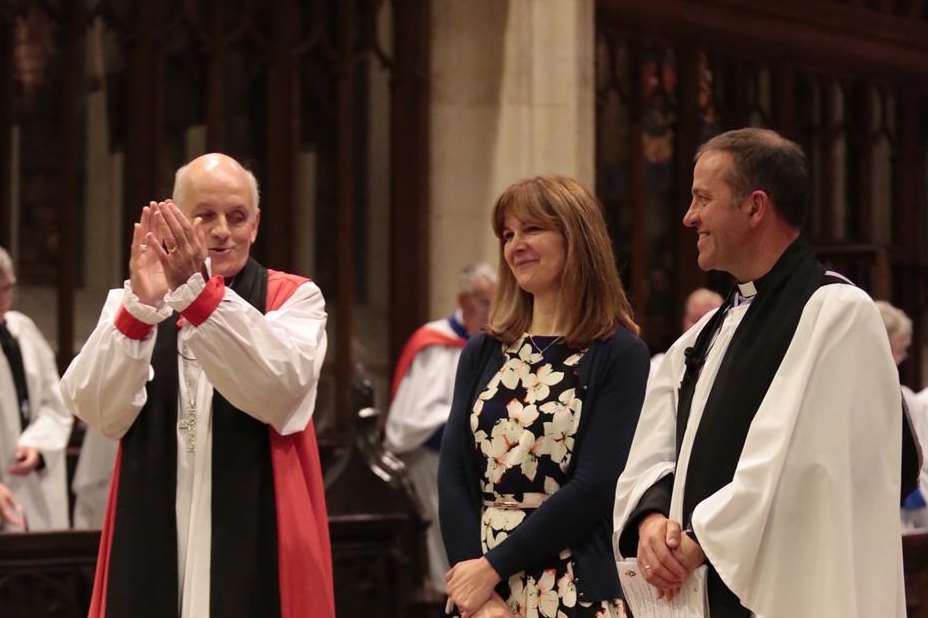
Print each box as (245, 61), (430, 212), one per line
(616, 559), (708, 618)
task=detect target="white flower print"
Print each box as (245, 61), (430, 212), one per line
(482, 419), (523, 483)
(563, 352), (583, 367)
(515, 339), (544, 365)
(547, 433), (575, 466)
(508, 576), (528, 617)
(500, 355), (532, 390)
(507, 399), (540, 428)
(556, 571), (576, 608)
(482, 507), (525, 550)
(544, 476), (560, 494)
(507, 430), (548, 480)
(537, 570), (559, 618)
(524, 364), (565, 404)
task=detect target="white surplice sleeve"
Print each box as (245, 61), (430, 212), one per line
(384, 343), (460, 454)
(612, 315), (707, 556)
(60, 284), (171, 440)
(690, 285), (905, 618)
(168, 274), (327, 435)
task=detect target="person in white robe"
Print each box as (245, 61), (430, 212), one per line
(0, 246), (72, 532)
(876, 299), (928, 530)
(71, 426), (117, 529)
(649, 288), (722, 380)
(60, 154), (334, 618)
(384, 262), (496, 597)
(612, 128), (906, 618)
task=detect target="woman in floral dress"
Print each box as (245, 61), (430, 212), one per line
(439, 176), (650, 618)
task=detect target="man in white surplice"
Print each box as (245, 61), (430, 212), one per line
(384, 262), (496, 596)
(61, 154), (332, 618)
(612, 128), (906, 617)
(0, 246), (72, 531)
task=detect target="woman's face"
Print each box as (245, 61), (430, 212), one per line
(501, 213), (566, 298)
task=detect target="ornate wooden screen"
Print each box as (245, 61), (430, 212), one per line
(0, 0), (431, 438)
(596, 0), (928, 387)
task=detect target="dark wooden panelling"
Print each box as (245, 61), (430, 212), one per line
(121, 3), (166, 271)
(601, 0), (928, 82)
(671, 43), (704, 315)
(56, 2), (85, 370)
(389, 0), (431, 368)
(0, 18), (11, 250)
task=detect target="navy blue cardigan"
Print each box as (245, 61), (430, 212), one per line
(438, 328), (649, 603)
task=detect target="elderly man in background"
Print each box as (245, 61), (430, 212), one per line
(876, 300), (928, 529)
(0, 246), (72, 531)
(62, 153), (334, 618)
(384, 262), (496, 597)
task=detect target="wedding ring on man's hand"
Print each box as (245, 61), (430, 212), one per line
(166, 245), (178, 255)
(138, 243), (148, 251)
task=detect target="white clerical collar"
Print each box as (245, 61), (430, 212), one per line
(733, 280), (757, 308)
(737, 281), (757, 297)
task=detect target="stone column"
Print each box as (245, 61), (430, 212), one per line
(429, 0), (594, 314)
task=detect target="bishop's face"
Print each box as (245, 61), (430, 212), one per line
(180, 168), (260, 281)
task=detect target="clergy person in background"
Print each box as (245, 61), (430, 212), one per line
(70, 425), (117, 529)
(876, 299), (928, 529)
(612, 128), (906, 617)
(0, 246), (72, 531)
(61, 154), (334, 618)
(384, 261), (496, 597)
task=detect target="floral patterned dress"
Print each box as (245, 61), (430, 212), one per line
(455, 334), (627, 618)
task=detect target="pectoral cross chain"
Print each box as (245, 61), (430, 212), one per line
(179, 404), (197, 453)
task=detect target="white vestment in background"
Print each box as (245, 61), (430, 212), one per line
(0, 311), (73, 531)
(385, 317), (464, 595)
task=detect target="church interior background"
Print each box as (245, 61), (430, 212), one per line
(0, 0), (926, 616)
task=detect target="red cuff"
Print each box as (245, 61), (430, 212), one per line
(114, 306), (154, 340)
(180, 275), (225, 326)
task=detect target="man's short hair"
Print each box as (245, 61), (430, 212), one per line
(696, 128), (809, 229)
(458, 262), (496, 294)
(172, 161), (261, 212)
(0, 246), (13, 281)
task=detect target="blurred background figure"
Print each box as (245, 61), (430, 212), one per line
(71, 426), (117, 529)
(0, 246), (72, 531)
(649, 287), (723, 380)
(876, 300), (928, 530)
(384, 262), (496, 598)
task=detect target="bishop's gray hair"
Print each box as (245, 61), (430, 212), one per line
(458, 262), (497, 294)
(172, 160), (260, 212)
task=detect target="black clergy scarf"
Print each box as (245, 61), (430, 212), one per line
(675, 238), (840, 617)
(0, 322), (30, 430)
(106, 258), (281, 618)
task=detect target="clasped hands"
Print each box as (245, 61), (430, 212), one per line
(446, 557), (513, 618)
(636, 512), (705, 600)
(130, 201), (208, 306)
